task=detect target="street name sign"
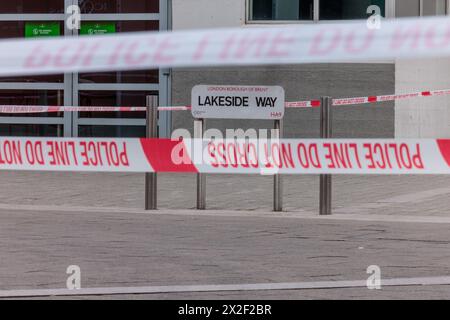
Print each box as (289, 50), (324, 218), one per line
(191, 85), (285, 120)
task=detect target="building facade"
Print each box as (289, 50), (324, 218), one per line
(0, 1), (449, 139)
(172, 0), (450, 139)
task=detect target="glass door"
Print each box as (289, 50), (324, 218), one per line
(72, 0), (170, 138)
(0, 0), (170, 138)
(0, 0), (72, 137)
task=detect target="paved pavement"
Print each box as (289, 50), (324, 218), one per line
(0, 208), (449, 299)
(1, 171), (450, 215)
(0, 172), (449, 299)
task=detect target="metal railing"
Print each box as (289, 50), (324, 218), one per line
(145, 95), (333, 215)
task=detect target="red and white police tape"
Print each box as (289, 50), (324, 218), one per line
(2, 16), (450, 76)
(287, 88), (450, 108)
(0, 106), (148, 113)
(0, 105), (189, 113)
(0, 138), (449, 175)
(2, 88), (450, 113)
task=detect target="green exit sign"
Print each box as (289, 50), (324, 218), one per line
(25, 22), (60, 38)
(80, 22), (116, 35)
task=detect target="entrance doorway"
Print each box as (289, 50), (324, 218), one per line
(0, 0), (171, 137)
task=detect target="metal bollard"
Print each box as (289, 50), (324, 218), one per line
(145, 95), (158, 210)
(195, 119), (206, 210)
(320, 96), (332, 215)
(273, 119), (283, 212)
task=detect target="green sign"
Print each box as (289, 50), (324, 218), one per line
(25, 22), (60, 38)
(80, 22), (116, 35)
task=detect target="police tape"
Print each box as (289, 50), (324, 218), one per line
(287, 88), (450, 108)
(1, 16), (450, 77)
(2, 87), (450, 114)
(0, 106), (147, 113)
(0, 105), (188, 113)
(0, 137), (448, 175)
(332, 88), (450, 106)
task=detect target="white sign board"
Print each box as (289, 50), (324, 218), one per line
(191, 85), (285, 120)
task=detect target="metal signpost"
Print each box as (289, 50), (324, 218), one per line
(273, 119), (283, 212)
(195, 118), (207, 210)
(145, 95), (158, 210)
(320, 96), (332, 215)
(191, 85), (286, 212)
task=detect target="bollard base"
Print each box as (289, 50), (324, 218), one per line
(319, 174), (332, 215)
(145, 173), (158, 210)
(196, 173), (206, 210)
